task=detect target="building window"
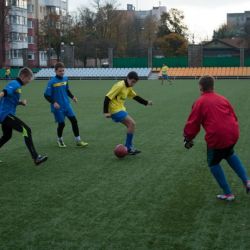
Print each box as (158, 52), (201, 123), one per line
(11, 0), (27, 9)
(10, 15), (26, 25)
(10, 32), (27, 42)
(28, 19), (33, 28)
(28, 52), (35, 60)
(27, 4), (34, 13)
(40, 51), (47, 61)
(28, 36), (34, 44)
(10, 49), (22, 59)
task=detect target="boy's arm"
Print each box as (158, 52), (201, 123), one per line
(133, 96), (152, 106)
(67, 89), (74, 99)
(66, 81), (76, 100)
(183, 101), (202, 142)
(44, 81), (54, 103)
(103, 96), (111, 117)
(44, 94), (54, 104)
(67, 89), (78, 103)
(18, 99), (27, 106)
(0, 91), (6, 98)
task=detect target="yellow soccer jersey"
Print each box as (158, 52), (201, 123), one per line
(6, 69), (10, 76)
(161, 66), (169, 75)
(106, 80), (137, 114)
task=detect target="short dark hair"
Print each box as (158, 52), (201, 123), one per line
(127, 71), (139, 81)
(199, 75), (214, 91)
(18, 67), (33, 78)
(54, 62), (65, 70)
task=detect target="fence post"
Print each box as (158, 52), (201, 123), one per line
(148, 47), (152, 68)
(108, 48), (113, 68)
(240, 48), (244, 67)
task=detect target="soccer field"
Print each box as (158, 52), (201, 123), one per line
(0, 79), (250, 249)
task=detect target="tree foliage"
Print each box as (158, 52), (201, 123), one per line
(38, 2), (189, 65)
(155, 33), (188, 56)
(213, 24), (238, 39)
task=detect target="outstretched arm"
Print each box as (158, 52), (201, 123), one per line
(133, 95), (152, 106)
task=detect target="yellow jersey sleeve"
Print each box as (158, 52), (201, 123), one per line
(127, 88), (137, 99)
(106, 83), (124, 100)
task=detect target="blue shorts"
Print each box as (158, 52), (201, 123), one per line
(53, 106), (75, 123)
(162, 74), (169, 80)
(111, 111), (128, 123)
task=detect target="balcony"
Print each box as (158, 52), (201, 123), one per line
(10, 58), (24, 67)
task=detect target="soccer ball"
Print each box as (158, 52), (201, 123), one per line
(114, 144), (128, 158)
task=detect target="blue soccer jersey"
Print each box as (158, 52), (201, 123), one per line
(0, 79), (22, 122)
(44, 75), (71, 112)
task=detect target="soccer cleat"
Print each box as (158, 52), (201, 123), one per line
(128, 148), (141, 155)
(57, 139), (66, 148)
(216, 194), (235, 201)
(76, 140), (88, 147)
(245, 180), (250, 194)
(34, 155), (48, 166)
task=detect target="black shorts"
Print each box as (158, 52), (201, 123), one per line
(207, 145), (235, 167)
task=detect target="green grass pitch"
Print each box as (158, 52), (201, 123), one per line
(0, 79), (250, 249)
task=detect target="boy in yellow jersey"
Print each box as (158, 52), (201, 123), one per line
(103, 71), (152, 155)
(5, 68), (11, 80)
(161, 64), (172, 85)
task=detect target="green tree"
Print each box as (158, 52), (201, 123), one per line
(155, 33), (188, 56)
(213, 24), (238, 39)
(39, 13), (73, 64)
(157, 8), (188, 37)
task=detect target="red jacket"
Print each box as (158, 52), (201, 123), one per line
(184, 91), (239, 149)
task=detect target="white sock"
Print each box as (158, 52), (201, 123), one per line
(75, 136), (81, 141)
(58, 137), (63, 141)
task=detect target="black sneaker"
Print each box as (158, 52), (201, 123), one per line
(128, 148), (141, 155)
(34, 155), (48, 166)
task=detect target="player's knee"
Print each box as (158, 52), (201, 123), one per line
(70, 116), (78, 125)
(58, 122), (65, 129)
(129, 120), (136, 130)
(23, 125), (32, 137)
(131, 120), (136, 129)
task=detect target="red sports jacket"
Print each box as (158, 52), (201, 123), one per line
(184, 91), (239, 149)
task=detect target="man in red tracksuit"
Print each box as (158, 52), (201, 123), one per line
(183, 75), (250, 201)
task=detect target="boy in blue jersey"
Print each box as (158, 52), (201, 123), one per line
(103, 71), (152, 155)
(44, 62), (88, 148)
(0, 67), (47, 165)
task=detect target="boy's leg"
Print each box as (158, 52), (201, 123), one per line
(207, 147), (233, 198)
(121, 115), (140, 154)
(167, 75), (172, 84)
(161, 76), (165, 85)
(57, 122), (65, 138)
(226, 154), (248, 183)
(3, 115), (47, 164)
(54, 110), (67, 147)
(122, 115), (135, 150)
(68, 116), (79, 137)
(210, 164), (232, 195)
(67, 116), (88, 147)
(226, 152), (250, 192)
(0, 119), (13, 148)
